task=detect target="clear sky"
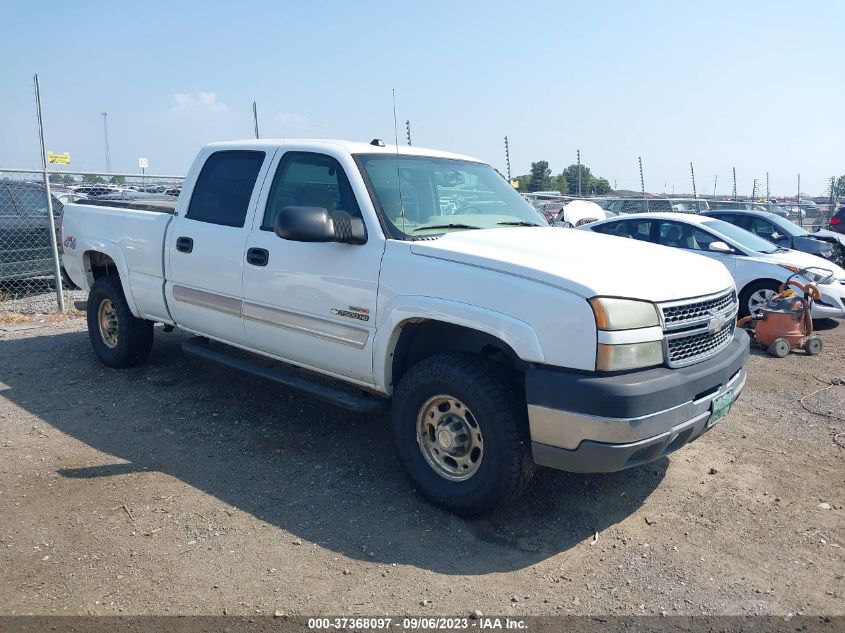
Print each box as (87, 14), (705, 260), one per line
(1, 1), (842, 196)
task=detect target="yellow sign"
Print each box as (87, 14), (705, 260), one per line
(47, 152), (71, 165)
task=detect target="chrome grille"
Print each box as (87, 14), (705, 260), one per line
(661, 290), (736, 330)
(659, 289), (738, 368)
(667, 322), (734, 366)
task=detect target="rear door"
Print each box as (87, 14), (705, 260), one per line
(165, 149), (272, 345)
(241, 150), (383, 384)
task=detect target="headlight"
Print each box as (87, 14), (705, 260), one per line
(589, 297), (660, 330)
(596, 341), (664, 371)
(779, 264), (835, 284)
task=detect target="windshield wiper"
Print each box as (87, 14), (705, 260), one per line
(413, 223), (482, 232)
(496, 221), (543, 227)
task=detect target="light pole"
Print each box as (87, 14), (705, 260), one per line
(101, 112), (111, 173)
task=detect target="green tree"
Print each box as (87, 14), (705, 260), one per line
(529, 161), (553, 191)
(592, 177), (612, 195)
(561, 164), (592, 195)
(513, 174), (532, 192)
(834, 175), (845, 198)
(82, 174), (105, 184)
(551, 172), (569, 195)
(109, 175), (127, 185)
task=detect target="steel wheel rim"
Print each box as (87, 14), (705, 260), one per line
(749, 289), (776, 314)
(416, 395), (483, 481)
(98, 299), (119, 349)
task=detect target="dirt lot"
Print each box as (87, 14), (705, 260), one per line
(0, 317), (842, 617)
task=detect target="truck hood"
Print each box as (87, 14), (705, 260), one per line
(409, 227), (734, 302)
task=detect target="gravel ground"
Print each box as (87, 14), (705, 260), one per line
(0, 285), (86, 316)
(0, 318), (842, 617)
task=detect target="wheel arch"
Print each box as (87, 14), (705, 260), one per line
(81, 244), (140, 317)
(738, 277), (782, 315)
(375, 297), (544, 394)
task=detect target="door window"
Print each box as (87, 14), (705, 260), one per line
(186, 150), (266, 227)
(656, 221), (719, 251)
(623, 220), (653, 241)
(745, 217), (777, 241)
(262, 152), (361, 230)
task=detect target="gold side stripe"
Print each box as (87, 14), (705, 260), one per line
(171, 285), (368, 349)
(172, 285), (242, 316)
(242, 302), (369, 349)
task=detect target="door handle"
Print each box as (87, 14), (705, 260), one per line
(246, 247), (269, 266)
(176, 236), (193, 253)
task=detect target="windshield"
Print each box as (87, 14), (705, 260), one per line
(702, 219), (780, 254)
(355, 155), (546, 237)
(770, 216), (808, 237)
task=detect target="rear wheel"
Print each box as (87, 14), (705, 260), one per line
(86, 276), (154, 368)
(739, 280), (781, 318)
(804, 336), (822, 355)
(767, 338), (790, 358)
(390, 353), (534, 516)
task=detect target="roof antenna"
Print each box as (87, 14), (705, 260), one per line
(392, 88), (406, 232)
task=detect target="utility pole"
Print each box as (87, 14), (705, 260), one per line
(732, 167), (737, 201)
(830, 176), (836, 212)
(638, 156), (645, 196)
(613, 179), (618, 190)
(405, 120), (412, 146)
(690, 162), (697, 198)
(713, 174), (718, 196)
(35, 74), (65, 312)
(101, 112), (111, 173)
(751, 178), (758, 200)
(252, 101), (260, 139)
(503, 136), (511, 181)
(797, 173), (801, 204)
(765, 172), (770, 199)
(577, 149), (582, 197)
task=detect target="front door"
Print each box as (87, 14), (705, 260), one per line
(242, 151), (383, 384)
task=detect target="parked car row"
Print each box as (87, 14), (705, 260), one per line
(582, 212), (845, 319)
(0, 181), (64, 284)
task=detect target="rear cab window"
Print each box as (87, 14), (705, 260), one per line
(187, 150), (266, 227)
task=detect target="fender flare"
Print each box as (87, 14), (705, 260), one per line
(373, 295), (545, 393)
(80, 239), (141, 318)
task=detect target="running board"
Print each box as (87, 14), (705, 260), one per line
(181, 337), (388, 415)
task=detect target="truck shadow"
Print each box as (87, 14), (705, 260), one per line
(0, 328), (666, 575)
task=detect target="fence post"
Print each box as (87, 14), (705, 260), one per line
(34, 73), (65, 313)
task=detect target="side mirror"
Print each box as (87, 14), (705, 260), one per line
(274, 206), (366, 245)
(708, 240), (734, 254)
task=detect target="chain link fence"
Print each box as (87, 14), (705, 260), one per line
(0, 169), (183, 319)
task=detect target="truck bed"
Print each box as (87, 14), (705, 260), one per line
(78, 198), (177, 213)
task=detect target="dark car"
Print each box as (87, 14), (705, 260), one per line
(829, 205), (845, 235)
(0, 181), (64, 283)
(703, 209), (844, 266)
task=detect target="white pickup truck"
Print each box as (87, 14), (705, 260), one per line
(61, 139), (749, 515)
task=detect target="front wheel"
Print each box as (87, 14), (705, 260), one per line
(739, 280), (781, 318)
(86, 276), (154, 368)
(390, 353), (534, 516)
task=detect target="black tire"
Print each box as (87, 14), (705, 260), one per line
(86, 276), (154, 368)
(804, 336), (822, 355)
(738, 280), (781, 318)
(390, 352), (535, 516)
(767, 338), (790, 358)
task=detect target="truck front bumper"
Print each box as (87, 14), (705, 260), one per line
(526, 329), (750, 473)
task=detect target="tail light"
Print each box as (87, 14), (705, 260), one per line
(831, 217), (841, 225)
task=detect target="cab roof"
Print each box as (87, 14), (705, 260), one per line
(203, 139), (484, 163)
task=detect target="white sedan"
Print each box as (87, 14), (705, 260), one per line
(581, 212), (845, 318)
